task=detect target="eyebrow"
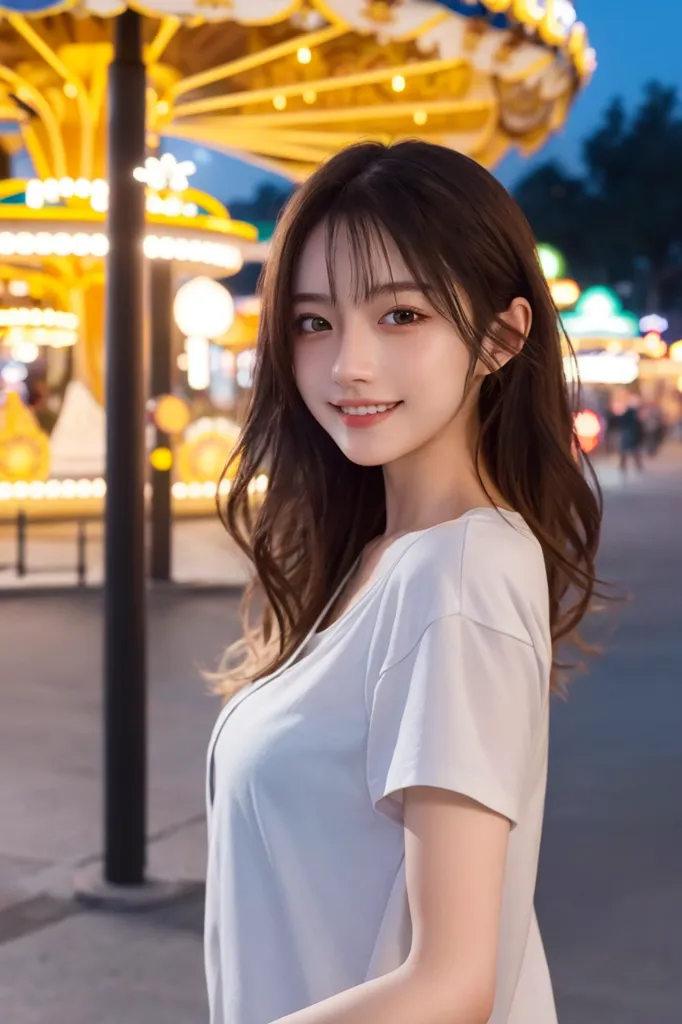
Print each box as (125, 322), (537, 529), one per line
(292, 281), (429, 304)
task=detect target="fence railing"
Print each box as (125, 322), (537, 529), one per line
(0, 512), (90, 586)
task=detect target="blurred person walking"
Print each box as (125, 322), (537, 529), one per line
(204, 141), (604, 1024)
(615, 397), (644, 475)
(641, 402), (666, 457)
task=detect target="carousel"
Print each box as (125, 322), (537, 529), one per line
(0, 155), (260, 513)
(0, 1), (595, 178)
(0, 0), (595, 516)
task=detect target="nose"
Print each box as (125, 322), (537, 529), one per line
(331, 317), (379, 387)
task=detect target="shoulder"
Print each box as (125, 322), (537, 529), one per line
(373, 510), (550, 669)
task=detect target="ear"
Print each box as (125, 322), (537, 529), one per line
(476, 298), (532, 376)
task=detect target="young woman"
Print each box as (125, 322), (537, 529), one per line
(205, 140), (602, 1024)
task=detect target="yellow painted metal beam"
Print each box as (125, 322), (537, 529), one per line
(173, 55), (466, 119)
(20, 123), (52, 179)
(225, 127), (393, 148)
(0, 64), (67, 177)
(466, 104), (501, 159)
(0, 265), (71, 307)
(187, 95), (494, 131)
(169, 23), (349, 102)
(6, 15), (93, 178)
(222, 120), (502, 168)
(147, 16), (181, 66)
(219, 136), (340, 165)
(89, 58), (109, 125)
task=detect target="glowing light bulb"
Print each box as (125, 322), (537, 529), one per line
(413, 110), (428, 126)
(185, 336), (211, 391)
(273, 95), (287, 110)
(54, 232), (73, 256)
(43, 178), (60, 204)
(303, 89), (317, 104)
(91, 234), (110, 258)
(72, 233), (91, 257)
(63, 82), (78, 99)
(25, 179), (44, 210)
(392, 75), (406, 93)
(10, 341), (39, 364)
(165, 196), (183, 217)
(74, 177), (91, 199)
(150, 447), (174, 471)
(297, 47), (312, 64)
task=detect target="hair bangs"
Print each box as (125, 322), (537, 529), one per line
(320, 187), (482, 370)
(322, 203), (399, 307)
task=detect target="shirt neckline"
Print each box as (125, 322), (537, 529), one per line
(310, 506), (527, 645)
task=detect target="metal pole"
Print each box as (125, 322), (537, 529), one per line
(104, 10), (147, 886)
(76, 521), (87, 588)
(149, 260), (173, 581)
(16, 511), (26, 577)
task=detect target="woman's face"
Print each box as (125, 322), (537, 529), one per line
(291, 221), (476, 469)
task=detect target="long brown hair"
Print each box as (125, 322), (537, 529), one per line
(215, 140), (604, 698)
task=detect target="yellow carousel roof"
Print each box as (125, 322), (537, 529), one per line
(0, 1), (595, 180)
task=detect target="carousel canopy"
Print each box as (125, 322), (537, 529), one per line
(0, 1), (594, 180)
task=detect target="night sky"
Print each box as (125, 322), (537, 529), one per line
(496, 0), (682, 187)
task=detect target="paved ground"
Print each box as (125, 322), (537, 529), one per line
(0, 447), (680, 1023)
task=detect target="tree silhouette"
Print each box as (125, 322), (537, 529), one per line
(515, 82), (682, 312)
(229, 181), (294, 223)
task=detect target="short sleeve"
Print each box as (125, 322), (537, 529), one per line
(366, 613), (545, 829)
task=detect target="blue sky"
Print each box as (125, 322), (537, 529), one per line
(167, 1), (682, 204)
(496, 1), (682, 187)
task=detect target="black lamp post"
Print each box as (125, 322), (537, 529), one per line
(102, 8), (148, 887)
(149, 260), (174, 582)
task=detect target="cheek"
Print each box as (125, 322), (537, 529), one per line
(400, 333), (471, 406)
(293, 343), (328, 410)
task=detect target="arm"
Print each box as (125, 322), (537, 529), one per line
(268, 785), (509, 1024)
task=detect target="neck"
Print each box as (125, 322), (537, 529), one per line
(381, 410), (505, 537)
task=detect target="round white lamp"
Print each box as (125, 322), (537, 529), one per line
(173, 277), (235, 391)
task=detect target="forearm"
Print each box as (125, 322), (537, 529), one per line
(268, 961), (491, 1024)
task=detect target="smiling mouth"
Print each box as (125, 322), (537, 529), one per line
(333, 402), (402, 417)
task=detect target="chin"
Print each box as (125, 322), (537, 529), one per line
(334, 436), (412, 468)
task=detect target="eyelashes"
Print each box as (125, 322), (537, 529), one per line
(380, 307), (428, 327)
(294, 314), (332, 334)
(293, 306), (430, 334)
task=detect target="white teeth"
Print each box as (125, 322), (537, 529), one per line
(340, 403), (397, 416)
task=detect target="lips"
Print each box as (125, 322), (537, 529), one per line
(336, 402), (400, 417)
(332, 401), (403, 430)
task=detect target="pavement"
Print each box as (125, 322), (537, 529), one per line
(0, 445), (680, 1023)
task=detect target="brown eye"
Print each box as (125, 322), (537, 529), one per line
(298, 315), (331, 333)
(380, 308), (424, 326)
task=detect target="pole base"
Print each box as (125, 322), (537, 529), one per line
(74, 862), (200, 912)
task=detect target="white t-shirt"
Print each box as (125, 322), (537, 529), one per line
(205, 508), (558, 1024)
